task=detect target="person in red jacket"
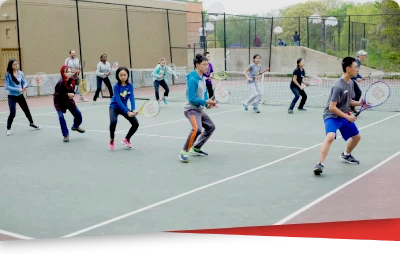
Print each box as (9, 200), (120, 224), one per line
(54, 65), (85, 142)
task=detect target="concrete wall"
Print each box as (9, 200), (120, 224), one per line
(186, 2), (203, 47)
(0, 0), (188, 75)
(187, 46), (377, 76)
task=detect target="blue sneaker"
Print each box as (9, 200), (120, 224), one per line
(163, 98), (168, 105)
(253, 107), (260, 113)
(243, 103), (248, 111)
(179, 150), (188, 162)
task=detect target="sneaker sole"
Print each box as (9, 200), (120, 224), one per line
(314, 168), (323, 175)
(339, 156), (360, 164)
(189, 151), (207, 156)
(179, 155), (188, 163)
(121, 141), (132, 148)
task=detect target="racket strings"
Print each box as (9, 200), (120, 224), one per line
(141, 100), (160, 117)
(366, 83), (390, 106)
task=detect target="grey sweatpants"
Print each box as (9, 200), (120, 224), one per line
(183, 108), (216, 151)
(244, 82), (263, 107)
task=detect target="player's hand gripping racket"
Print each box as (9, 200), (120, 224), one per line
(135, 99), (160, 118)
(354, 81), (390, 117)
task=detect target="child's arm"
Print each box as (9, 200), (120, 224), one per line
(244, 66), (252, 81)
(167, 66), (178, 79)
(96, 62), (105, 76)
(129, 84), (136, 112)
(4, 74), (21, 93)
(151, 65), (161, 79)
(187, 79), (206, 106)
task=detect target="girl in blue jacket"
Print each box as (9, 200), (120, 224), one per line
(4, 58), (40, 136)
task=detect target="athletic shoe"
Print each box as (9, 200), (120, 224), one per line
(121, 139), (132, 148)
(340, 152), (360, 164)
(189, 147), (208, 156)
(179, 150), (189, 162)
(314, 162), (324, 175)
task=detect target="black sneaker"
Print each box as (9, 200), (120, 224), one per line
(29, 123), (41, 130)
(340, 152), (360, 164)
(314, 162), (324, 175)
(71, 127), (85, 133)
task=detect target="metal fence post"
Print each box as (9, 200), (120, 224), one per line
(125, 5), (133, 84)
(166, 10), (174, 84)
(15, 0), (22, 70)
(75, 0), (83, 79)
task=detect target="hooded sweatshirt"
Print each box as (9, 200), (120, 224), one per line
(5, 70), (26, 96)
(54, 65), (76, 113)
(183, 70), (209, 110)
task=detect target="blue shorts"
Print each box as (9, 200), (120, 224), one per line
(324, 117), (359, 141)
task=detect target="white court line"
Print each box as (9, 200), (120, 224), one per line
(0, 107), (242, 132)
(61, 112), (400, 238)
(274, 150), (400, 225)
(0, 104), (109, 121)
(116, 107), (243, 132)
(135, 134), (306, 150)
(0, 122), (302, 150)
(0, 229), (34, 240)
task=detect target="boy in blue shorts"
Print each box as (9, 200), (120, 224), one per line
(314, 57), (367, 175)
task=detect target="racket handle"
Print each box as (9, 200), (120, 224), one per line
(354, 111), (361, 117)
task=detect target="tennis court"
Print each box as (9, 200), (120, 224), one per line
(1, 85), (400, 240)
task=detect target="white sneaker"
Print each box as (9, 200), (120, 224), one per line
(6, 130), (11, 136)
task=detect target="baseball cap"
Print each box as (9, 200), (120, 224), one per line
(357, 50), (368, 56)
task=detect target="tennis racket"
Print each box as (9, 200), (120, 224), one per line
(354, 81), (390, 117)
(136, 99), (160, 118)
(213, 83), (230, 104)
(307, 76), (322, 86)
(78, 75), (91, 96)
(168, 63), (177, 72)
(368, 71), (384, 80)
(257, 68), (270, 76)
(111, 62), (119, 72)
(212, 71), (228, 80)
(26, 72), (47, 88)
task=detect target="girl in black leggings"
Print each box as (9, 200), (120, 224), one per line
(108, 67), (139, 150)
(4, 58), (40, 136)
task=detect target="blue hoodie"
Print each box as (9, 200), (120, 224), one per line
(5, 71), (26, 96)
(183, 70), (209, 110)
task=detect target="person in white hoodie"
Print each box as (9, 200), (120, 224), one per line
(93, 54), (114, 102)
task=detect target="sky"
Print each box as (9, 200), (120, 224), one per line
(200, 0), (383, 16)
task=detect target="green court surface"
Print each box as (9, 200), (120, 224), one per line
(1, 100), (399, 240)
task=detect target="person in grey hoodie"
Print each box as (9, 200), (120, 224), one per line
(179, 54), (216, 163)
